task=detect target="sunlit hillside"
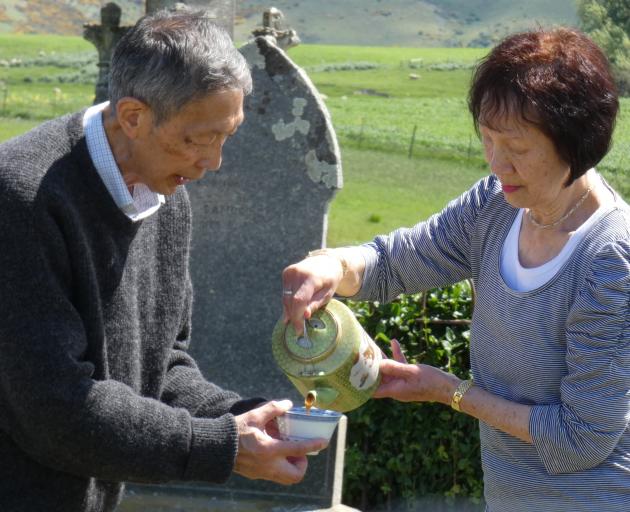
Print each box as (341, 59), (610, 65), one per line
(0, 0), (578, 47)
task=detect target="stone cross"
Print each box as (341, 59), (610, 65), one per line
(84, 1), (236, 104)
(251, 7), (301, 50)
(83, 2), (130, 104)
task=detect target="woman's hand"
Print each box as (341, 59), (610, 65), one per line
(375, 341), (533, 443)
(281, 253), (345, 334)
(373, 339), (459, 405)
(282, 248), (366, 334)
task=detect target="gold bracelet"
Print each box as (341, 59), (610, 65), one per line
(307, 248), (348, 278)
(451, 379), (474, 412)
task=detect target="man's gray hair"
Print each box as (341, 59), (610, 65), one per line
(109, 8), (252, 125)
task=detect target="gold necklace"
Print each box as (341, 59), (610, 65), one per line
(528, 186), (592, 230)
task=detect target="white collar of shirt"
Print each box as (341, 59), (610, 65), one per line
(83, 101), (165, 222)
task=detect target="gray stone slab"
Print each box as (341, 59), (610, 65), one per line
(183, 34), (342, 504)
(119, 485), (361, 512)
(186, 34), (341, 400)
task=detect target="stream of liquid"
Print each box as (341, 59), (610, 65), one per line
(304, 392), (315, 415)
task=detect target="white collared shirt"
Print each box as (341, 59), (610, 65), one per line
(83, 102), (165, 221)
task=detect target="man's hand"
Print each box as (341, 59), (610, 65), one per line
(233, 400), (328, 485)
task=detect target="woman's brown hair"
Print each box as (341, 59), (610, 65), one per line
(469, 28), (619, 185)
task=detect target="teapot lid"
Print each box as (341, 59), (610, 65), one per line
(282, 307), (339, 363)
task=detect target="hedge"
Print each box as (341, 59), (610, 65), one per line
(342, 282), (484, 511)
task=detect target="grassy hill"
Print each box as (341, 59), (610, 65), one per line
(1, 36), (627, 245)
(0, 0), (578, 47)
(0, 0), (144, 35)
(236, 0), (578, 47)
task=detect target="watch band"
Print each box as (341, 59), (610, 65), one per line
(451, 378), (474, 412)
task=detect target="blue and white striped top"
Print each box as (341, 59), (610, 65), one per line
(356, 174), (630, 511)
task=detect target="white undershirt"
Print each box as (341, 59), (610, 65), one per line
(500, 206), (607, 292)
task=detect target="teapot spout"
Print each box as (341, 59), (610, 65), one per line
(306, 388), (338, 409)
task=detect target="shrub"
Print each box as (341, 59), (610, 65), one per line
(426, 62), (475, 71)
(342, 282), (484, 510)
(305, 61), (381, 73)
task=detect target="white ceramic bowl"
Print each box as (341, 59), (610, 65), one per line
(277, 406), (342, 454)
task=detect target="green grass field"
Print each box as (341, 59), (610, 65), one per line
(289, 45), (487, 67)
(327, 147), (487, 246)
(0, 34), (93, 58)
(0, 36), (627, 246)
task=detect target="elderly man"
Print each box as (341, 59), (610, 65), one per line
(0, 8), (325, 512)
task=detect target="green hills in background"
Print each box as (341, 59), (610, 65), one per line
(1, 0), (578, 47)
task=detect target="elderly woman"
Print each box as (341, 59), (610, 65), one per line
(282, 28), (630, 510)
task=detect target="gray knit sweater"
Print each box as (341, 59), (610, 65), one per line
(0, 112), (261, 512)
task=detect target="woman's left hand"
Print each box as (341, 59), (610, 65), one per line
(373, 339), (458, 405)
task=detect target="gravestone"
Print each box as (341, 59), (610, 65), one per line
(251, 7), (301, 50)
(187, 31), (342, 404)
(119, 7), (356, 512)
(84, 1), (236, 104)
(83, 2), (130, 104)
(183, 33), (345, 508)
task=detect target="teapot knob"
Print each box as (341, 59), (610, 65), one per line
(296, 335), (313, 349)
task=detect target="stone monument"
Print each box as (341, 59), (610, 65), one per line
(177, 31), (345, 508)
(116, 4), (355, 512)
(84, 1), (236, 103)
(251, 6), (301, 50)
(83, 2), (130, 104)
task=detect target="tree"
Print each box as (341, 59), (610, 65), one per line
(578, 0), (630, 92)
(577, 0), (630, 66)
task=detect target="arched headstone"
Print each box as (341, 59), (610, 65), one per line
(188, 34), (341, 403)
(182, 34), (344, 506)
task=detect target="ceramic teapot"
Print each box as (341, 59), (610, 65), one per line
(271, 299), (382, 412)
